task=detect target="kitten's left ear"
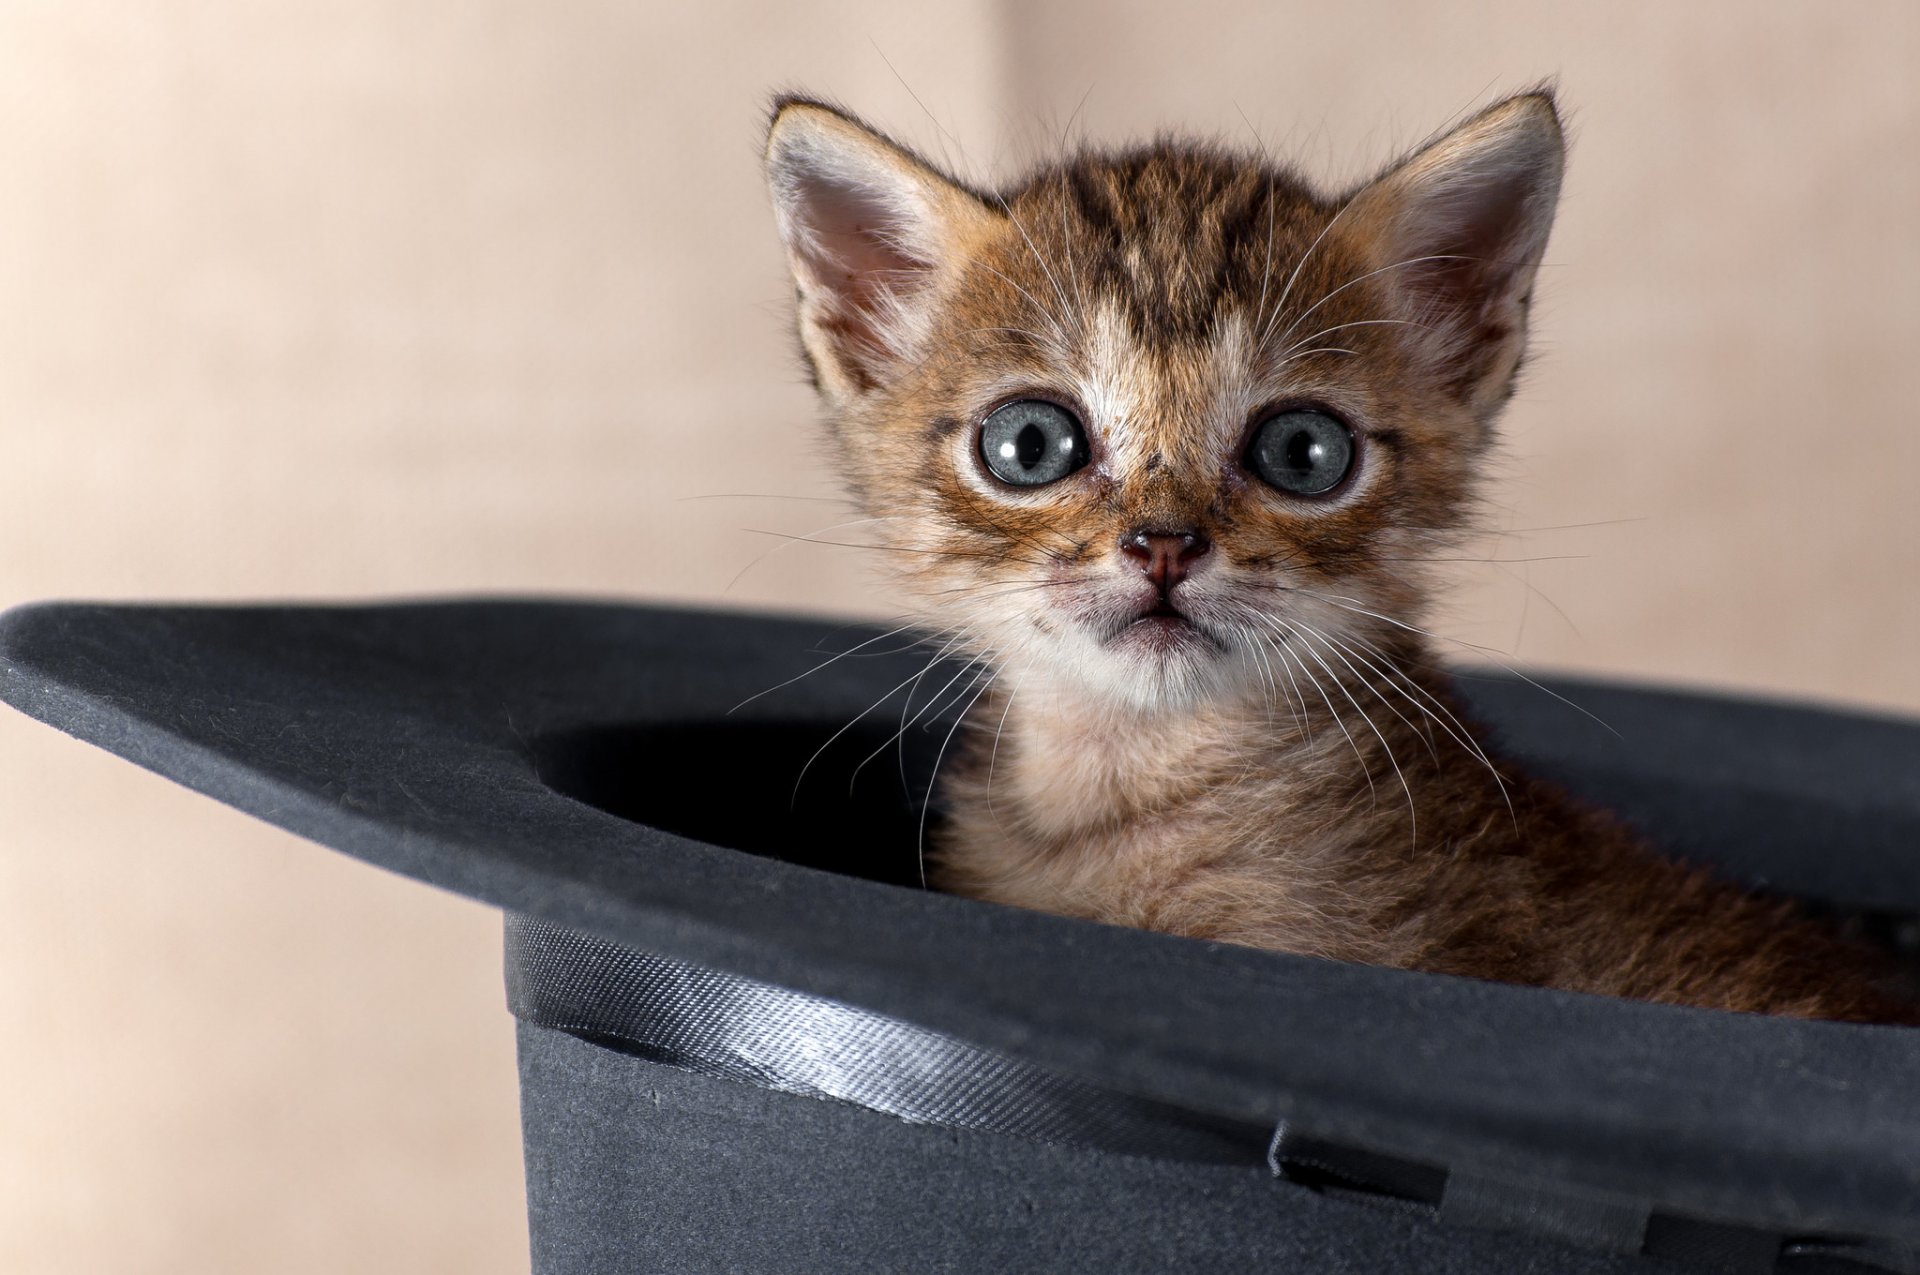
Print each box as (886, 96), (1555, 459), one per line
(766, 98), (998, 401)
(1346, 92), (1565, 418)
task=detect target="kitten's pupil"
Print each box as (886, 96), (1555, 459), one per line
(1014, 424), (1046, 467)
(980, 399), (1089, 487)
(1286, 431), (1320, 471)
(1247, 410), (1354, 496)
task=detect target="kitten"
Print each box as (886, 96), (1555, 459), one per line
(763, 91), (1913, 1022)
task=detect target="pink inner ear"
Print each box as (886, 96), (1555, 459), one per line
(791, 173), (934, 324)
(1394, 165), (1550, 316)
(1364, 144), (1559, 412)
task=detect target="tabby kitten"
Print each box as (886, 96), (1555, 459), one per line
(763, 91), (1912, 1022)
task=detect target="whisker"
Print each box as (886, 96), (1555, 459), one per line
(1332, 628), (1518, 828)
(1278, 630), (1377, 806)
(1289, 620), (1418, 841)
(1297, 625), (1439, 764)
(1237, 621), (1283, 720)
(972, 262), (1073, 352)
(985, 659), (1033, 804)
(1266, 252), (1476, 354)
(1273, 317), (1429, 365)
(953, 500), (1091, 570)
(1053, 163), (1088, 315)
(787, 630), (975, 804)
(1373, 553), (1590, 565)
(729, 620), (927, 716)
(850, 648), (982, 794)
(995, 194), (1078, 338)
(1238, 620), (1308, 768)
(726, 515), (905, 591)
(738, 528), (1054, 571)
(1230, 104), (1286, 346)
(1263, 197), (1366, 353)
(1292, 586), (1621, 739)
(925, 657), (996, 729)
(678, 493), (849, 505)
(1489, 516), (1649, 535)
(921, 579), (1093, 609)
(870, 37), (963, 159)
(1268, 631), (1319, 749)
(1233, 611), (1318, 747)
(1490, 558), (1585, 642)
(1268, 346), (1360, 371)
(918, 667), (998, 889)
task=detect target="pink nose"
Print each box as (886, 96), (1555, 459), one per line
(1119, 528), (1210, 592)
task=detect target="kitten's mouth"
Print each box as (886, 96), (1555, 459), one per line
(1108, 600), (1220, 655)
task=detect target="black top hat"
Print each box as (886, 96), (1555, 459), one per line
(3, 598), (1917, 1273)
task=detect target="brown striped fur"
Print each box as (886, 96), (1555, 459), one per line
(764, 92), (1914, 1022)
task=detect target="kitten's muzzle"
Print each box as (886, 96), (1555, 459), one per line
(1120, 528), (1211, 595)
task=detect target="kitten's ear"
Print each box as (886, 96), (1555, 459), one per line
(766, 98), (996, 399)
(1346, 92), (1565, 417)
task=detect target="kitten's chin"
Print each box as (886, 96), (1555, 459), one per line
(1087, 612), (1234, 709)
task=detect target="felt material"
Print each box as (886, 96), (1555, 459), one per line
(510, 919), (1911, 1271)
(515, 1021), (1661, 1275)
(3, 599), (1919, 1251)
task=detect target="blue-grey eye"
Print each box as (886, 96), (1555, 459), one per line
(1246, 410), (1354, 496)
(979, 399), (1089, 487)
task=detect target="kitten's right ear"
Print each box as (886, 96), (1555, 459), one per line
(766, 98), (996, 399)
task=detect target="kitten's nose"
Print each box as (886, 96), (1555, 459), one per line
(1120, 528), (1211, 593)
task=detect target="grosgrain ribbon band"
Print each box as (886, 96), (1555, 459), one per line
(505, 913), (1263, 1163)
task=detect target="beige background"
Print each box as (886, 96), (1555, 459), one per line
(2, 2), (1915, 1270)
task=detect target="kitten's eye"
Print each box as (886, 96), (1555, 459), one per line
(979, 399), (1089, 487)
(1246, 410), (1355, 496)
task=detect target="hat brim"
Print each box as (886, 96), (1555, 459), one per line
(3, 597), (1918, 1241)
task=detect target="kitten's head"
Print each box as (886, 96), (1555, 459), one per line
(766, 93), (1563, 712)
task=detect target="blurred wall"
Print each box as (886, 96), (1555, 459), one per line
(1, 2), (1914, 1270)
